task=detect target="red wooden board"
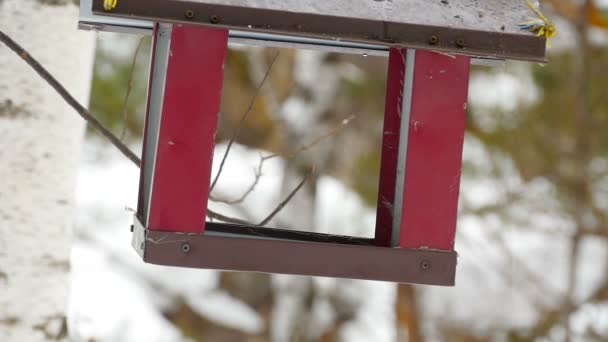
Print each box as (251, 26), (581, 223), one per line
(399, 50), (470, 250)
(147, 25), (228, 233)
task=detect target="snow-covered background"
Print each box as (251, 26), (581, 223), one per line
(69, 138), (608, 341)
(69, 32), (608, 341)
(67, 2), (608, 341)
(2, 1), (608, 341)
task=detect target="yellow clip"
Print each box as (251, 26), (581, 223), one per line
(519, 0), (557, 47)
(103, 0), (118, 11)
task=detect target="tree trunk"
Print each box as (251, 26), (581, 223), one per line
(0, 1), (95, 340)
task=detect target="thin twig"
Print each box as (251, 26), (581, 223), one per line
(209, 50), (280, 192)
(120, 36), (145, 141)
(210, 114), (354, 205)
(209, 155), (266, 205)
(264, 115), (356, 161)
(257, 166), (315, 226)
(0, 29), (140, 166)
(208, 163), (314, 226)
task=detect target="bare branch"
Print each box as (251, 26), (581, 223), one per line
(1, 30), (314, 228)
(257, 166), (315, 226)
(209, 155), (266, 205)
(208, 164), (314, 226)
(0, 29), (141, 167)
(209, 50), (280, 192)
(264, 115), (356, 161)
(120, 36), (145, 141)
(0, 29), (258, 225)
(210, 114), (354, 205)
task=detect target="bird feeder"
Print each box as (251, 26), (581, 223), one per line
(81, 0), (547, 286)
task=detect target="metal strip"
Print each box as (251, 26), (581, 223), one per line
(228, 34), (387, 57)
(391, 49), (416, 247)
(203, 222), (374, 245)
(79, 0), (388, 56)
(143, 24), (172, 226)
(79, 0), (152, 34)
(132, 217), (456, 286)
(132, 215), (147, 258)
(79, 1), (502, 63)
(91, 0), (546, 62)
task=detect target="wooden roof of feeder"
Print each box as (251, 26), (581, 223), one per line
(94, 0), (547, 62)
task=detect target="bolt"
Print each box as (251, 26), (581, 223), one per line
(181, 243), (191, 254)
(140, 242), (144, 250)
(210, 14), (220, 24)
(455, 38), (465, 48)
(420, 260), (431, 271)
(184, 9), (195, 19)
(429, 35), (439, 45)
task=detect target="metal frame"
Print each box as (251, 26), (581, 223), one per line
(79, 0), (387, 57)
(91, 0), (546, 62)
(81, 0), (485, 285)
(132, 217), (457, 285)
(129, 23), (469, 285)
(79, 0), (505, 65)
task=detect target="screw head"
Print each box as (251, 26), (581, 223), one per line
(429, 35), (439, 45)
(180, 243), (191, 254)
(420, 260), (431, 271)
(184, 9), (195, 19)
(210, 14), (220, 24)
(455, 38), (465, 48)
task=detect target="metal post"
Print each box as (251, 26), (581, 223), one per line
(138, 23), (229, 233)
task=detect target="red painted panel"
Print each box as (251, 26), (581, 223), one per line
(374, 48), (406, 247)
(148, 25), (228, 233)
(399, 50), (470, 250)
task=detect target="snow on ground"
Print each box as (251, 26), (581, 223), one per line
(69, 135), (608, 341)
(69, 139), (395, 341)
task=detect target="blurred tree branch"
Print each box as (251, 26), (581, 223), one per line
(120, 36), (145, 141)
(562, 1), (594, 341)
(0, 29), (141, 166)
(0, 29), (314, 228)
(209, 115), (354, 206)
(209, 50), (280, 193)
